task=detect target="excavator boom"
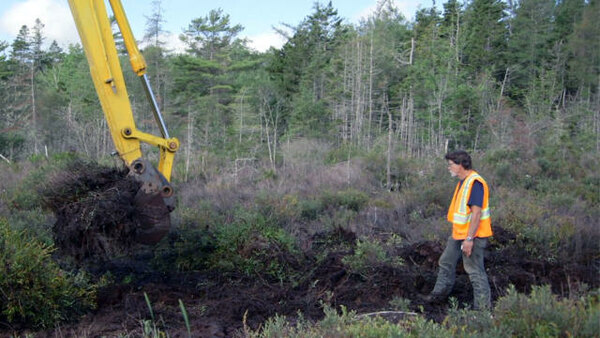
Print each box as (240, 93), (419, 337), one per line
(67, 0), (179, 244)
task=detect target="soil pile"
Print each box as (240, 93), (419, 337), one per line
(42, 161), (142, 260)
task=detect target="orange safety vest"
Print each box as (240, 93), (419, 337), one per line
(447, 171), (492, 240)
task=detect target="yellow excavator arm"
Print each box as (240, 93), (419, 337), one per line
(67, 0), (179, 244)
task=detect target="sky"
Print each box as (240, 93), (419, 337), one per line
(0, 0), (437, 53)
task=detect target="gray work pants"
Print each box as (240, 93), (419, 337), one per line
(432, 236), (491, 310)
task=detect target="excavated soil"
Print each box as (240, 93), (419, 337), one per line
(42, 161), (143, 260)
(18, 163), (599, 337)
(21, 225), (594, 337)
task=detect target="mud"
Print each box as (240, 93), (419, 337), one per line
(42, 161), (143, 260)
(19, 225), (595, 337)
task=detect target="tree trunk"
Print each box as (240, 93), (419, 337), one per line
(386, 93), (393, 189)
(30, 63), (38, 155)
(367, 30), (374, 150)
(185, 105), (194, 182)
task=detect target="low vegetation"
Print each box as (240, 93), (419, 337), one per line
(248, 287), (599, 337)
(0, 142), (597, 335)
(0, 219), (96, 329)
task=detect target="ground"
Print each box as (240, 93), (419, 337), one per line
(7, 162), (599, 337)
(21, 225), (593, 337)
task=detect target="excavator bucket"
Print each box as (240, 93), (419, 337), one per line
(128, 159), (175, 245)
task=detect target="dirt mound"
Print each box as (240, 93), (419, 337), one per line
(20, 225), (599, 336)
(42, 161), (143, 260)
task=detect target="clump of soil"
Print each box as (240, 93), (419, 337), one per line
(42, 161), (142, 260)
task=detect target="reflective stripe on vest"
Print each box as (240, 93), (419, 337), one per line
(453, 174), (479, 224)
(452, 207), (491, 224)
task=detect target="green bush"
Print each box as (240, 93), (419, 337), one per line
(0, 219), (96, 329)
(493, 285), (599, 337)
(0, 132), (25, 159)
(342, 238), (404, 278)
(389, 296), (411, 312)
(324, 144), (364, 164)
(321, 188), (369, 212)
(152, 226), (215, 272)
(5, 152), (81, 211)
(247, 286), (600, 337)
(209, 209), (300, 282)
(577, 175), (600, 205)
(4, 207), (53, 245)
(299, 198), (324, 220)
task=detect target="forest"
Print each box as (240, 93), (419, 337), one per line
(0, 0), (598, 336)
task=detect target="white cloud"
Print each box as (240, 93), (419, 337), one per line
(140, 32), (187, 55)
(0, 0), (78, 46)
(162, 32), (187, 54)
(246, 32), (286, 53)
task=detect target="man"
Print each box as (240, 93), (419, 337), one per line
(423, 150), (492, 310)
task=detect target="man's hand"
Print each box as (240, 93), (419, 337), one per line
(462, 240), (474, 257)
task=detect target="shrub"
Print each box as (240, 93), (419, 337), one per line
(342, 238), (404, 278)
(4, 207), (53, 245)
(248, 304), (452, 337)
(299, 198), (324, 220)
(321, 188), (369, 212)
(209, 209), (300, 282)
(389, 296), (411, 312)
(255, 193), (301, 225)
(5, 152), (82, 212)
(152, 226), (216, 272)
(0, 219), (96, 329)
(493, 285), (599, 337)
(247, 286), (600, 337)
(324, 144), (364, 165)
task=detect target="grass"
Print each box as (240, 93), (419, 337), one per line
(246, 286), (600, 337)
(0, 144), (598, 334)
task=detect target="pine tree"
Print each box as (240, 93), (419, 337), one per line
(507, 0), (556, 99)
(180, 8), (243, 62)
(567, 0), (600, 97)
(269, 2), (348, 137)
(143, 0), (169, 111)
(463, 0), (508, 76)
(176, 9), (247, 156)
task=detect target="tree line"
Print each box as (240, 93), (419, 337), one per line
(0, 0), (598, 182)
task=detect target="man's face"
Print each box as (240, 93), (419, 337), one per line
(447, 160), (460, 177)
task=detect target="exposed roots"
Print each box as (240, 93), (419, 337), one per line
(42, 161), (142, 261)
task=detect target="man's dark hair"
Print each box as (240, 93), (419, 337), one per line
(445, 150), (472, 170)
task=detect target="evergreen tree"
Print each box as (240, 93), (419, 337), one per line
(180, 8), (243, 62)
(143, 0), (168, 48)
(463, 0), (508, 76)
(554, 0), (586, 43)
(566, 0), (600, 97)
(31, 18), (46, 71)
(143, 0), (169, 111)
(7, 25), (34, 156)
(269, 1), (348, 137)
(0, 41), (10, 80)
(176, 9), (247, 154)
(46, 41), (64, 65)
(11, 25), (32, 66)
(507, 0), (557, 99)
